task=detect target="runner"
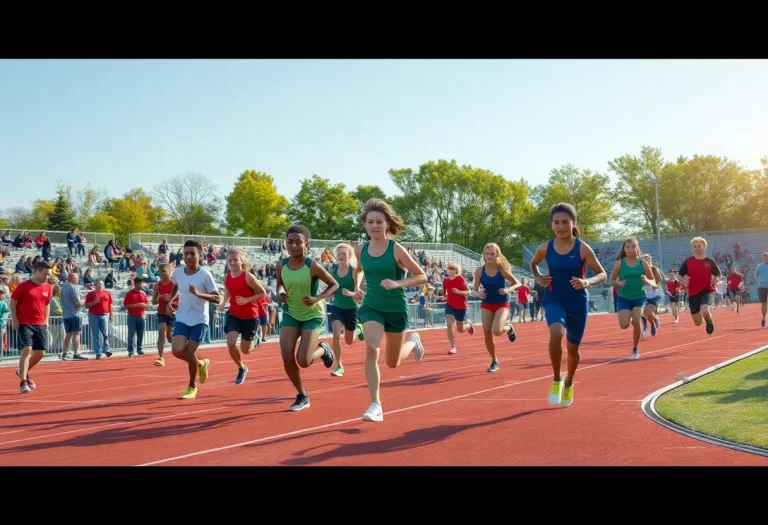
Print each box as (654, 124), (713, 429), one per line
(352, 198), (428, 422)
(609, 238), (655, 360)
(756, 252), (768, 327)
(275, 225), (339, 411)
(472, 243), (519, 373)
(11, 261), (52, 394)
(168, 240), (221, 399)
(328, 242), (364, 377)
(529, 203), (607, 407)
(677, 237), (720, 334)
(665, 270), (681, 323)
(219, 248), (267, 385)
(640, 254), (664, 337)
(725, 267), (744, 314)
(151, 263), (178, 366)
(441, 262), (474, 355)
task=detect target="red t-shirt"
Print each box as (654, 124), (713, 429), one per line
(516, 285), (531, 304)
(11, 279), (52, 325)
(666, 280), (678, 295)
(123, 289), (148, 317)
(442, 275), (468, 310)
(155, 280), (179, 313)
(86, 290), (112, 315)
(256, 296), (270, 318)
(678, 256), (720, 296)
(226, 272), (259, 319)
(726, 273), (743, 291)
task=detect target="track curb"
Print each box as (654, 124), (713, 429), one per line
(640, 344), (768, 458)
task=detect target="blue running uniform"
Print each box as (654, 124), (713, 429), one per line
(542, 238), (589, 345)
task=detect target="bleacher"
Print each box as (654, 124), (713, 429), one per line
(522, 229), (768, 302)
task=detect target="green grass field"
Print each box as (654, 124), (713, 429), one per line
(655, 348), (768, 450)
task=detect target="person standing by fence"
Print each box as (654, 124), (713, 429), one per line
(84, 279), (113, 358)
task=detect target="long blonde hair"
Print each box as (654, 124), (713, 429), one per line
(482, 243), (512, 276)
(334, 243), (357, 267)
(227, 248), (251, 272)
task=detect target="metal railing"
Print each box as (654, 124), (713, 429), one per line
(0, 294), (627, 360)
(2, 229), (115, 248)
(128, 233), (350, 255)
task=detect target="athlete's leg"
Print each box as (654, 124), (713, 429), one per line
(445, 313), (456, 350)
(279, 326), (303, 393)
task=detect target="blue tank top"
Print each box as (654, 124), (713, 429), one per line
(544, 238), (587, 302)
(480, 265), (508, 304)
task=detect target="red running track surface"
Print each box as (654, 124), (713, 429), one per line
(0, 310), (766, 466)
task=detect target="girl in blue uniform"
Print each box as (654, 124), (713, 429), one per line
(529, 203), (606, 408)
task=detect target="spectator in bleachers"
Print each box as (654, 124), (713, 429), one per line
(41, 237), (52, 261)
(76, 230), (86, 256)
(35, 232), (47, 249)
(104, 240), (118, 267)
(158, 239), (169, 255)
(82, 267), (95, 289)
(15, 255), (28, 274)
(104, 270), (115, 289)
(66, 228), (78, 256)
(1, 231), (12, 245)
(61, 272), (86, 360)
(88, 244), (101, 265)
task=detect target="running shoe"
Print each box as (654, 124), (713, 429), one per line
(706, 318), (714, 335)
(548, 379), (563, 404)
(632, 347), (639, 360)
(290, 392), (310, 411)
(154, 357), (165, 366)
(357, 323), (365, 341)
(198, 358), (210, 383)
(20, 381), (30, 394)
(362, 401), (383, 422)
(409, 333), (425, 361)
(761, 319), (766, 328)
(319, 342), (334, 368)
(181, 386), (197, 399)
(16, 369), (35, 389)
(235, 364), (248, 385)
(507, 324), (516, 342)
(331, 365), (344, 377)
(488, 360), (499, 373)
(467, 319), (475, 335)
(561, 381), (574, 407)
(448, 346), (457, 355)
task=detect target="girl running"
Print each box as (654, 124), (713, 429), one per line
(441, 262), (474, 354)
(529, 203), (606, 407)
(678, 237), (720, 334)
(151, 263), (178, 366)
(276, 225), (339, 411)
(472, 243), (518, 373)
(219, 248), (267, 385)
(352, 198), (428, 422)
(328, 242), (364, 377)
(609, 238), (655, 360)
(640, 254), (664, 337)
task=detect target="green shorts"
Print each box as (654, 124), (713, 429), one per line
(281, 312), (325, 333)
(359, 304), (408, 333)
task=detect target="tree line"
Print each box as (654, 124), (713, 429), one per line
(1, 147), (766, 266)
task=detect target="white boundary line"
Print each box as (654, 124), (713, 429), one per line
(640, 344), (768, 459)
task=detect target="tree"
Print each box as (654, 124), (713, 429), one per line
(289, 175), (360, 240)
(224, 170), (290, 237)
(608, 146), (666, 235)
(47, 182), (77, 231)
(351, 185), (387, 212)
(74, 183), (109, 229)
(3, 200), (55, 231)
(101, 189), (166, 246)
(154, 172), (221, 235)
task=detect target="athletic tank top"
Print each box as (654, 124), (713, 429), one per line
(544, 238), (587, 302)
(480, 265), (508, 304)
(226, 271), (259, 319)
(618, 258), (646, 300)
(281, 256), (324, 321)
(333, 264), (358, 310)
(156, 281), (178, 312)
(360, 240), (407, 313)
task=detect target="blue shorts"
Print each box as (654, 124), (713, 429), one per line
(172, 321), (208, 343)
(63, 316), (82, 333)
(617, 296), (646, 311)
(645, 297), (661, 307)
(543, 297), (588, 345)
(444, 305), (466, 322)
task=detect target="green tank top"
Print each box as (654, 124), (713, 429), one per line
(618, 258), (646, 300)
(361, 240), (407, 313)
(280, 256), (325, 321)
(333, 264), (358, 310)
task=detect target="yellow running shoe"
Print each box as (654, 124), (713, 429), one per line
(154, 357), (165, 367)
(561, 382), (574, 407)
(181, 386), (197, 399)
(198, 358), (210, 383)
(548, 379), (563, 405)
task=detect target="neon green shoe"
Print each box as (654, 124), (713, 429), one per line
(561, 382), (574, 407)
(198, 358), (210, 384)
(331, 365), (344, 377)
(181, 386), (197, 399)
(357, 323), (365, 341)
(548, 379), (563, 405)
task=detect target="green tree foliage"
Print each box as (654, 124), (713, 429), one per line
(154, 172), (221, 235)
(47, 182), (77, 231)
(289, 175), (360, 240)
(101, 189), (166, 246)
(608, 146), (665, 235)
(224, 170), (290, 237)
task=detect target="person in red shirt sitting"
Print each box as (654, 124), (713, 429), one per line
(124, 277), (149, 357)
(441, 263), (474, 354)
(726, 267), (744, 313)
(84, 279), (114, 359)
(678, 237), (721, 334)
(10, 261), (52, 393)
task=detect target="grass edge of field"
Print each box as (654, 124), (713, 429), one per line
(654, 348), (768, 451)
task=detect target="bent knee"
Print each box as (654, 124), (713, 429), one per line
(297, 357), (311, 368)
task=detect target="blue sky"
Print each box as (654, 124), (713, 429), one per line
(1, 59), (766, 211)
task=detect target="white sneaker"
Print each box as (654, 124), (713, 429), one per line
(409, 333), (425, 362)
(362, 401), (383, 422)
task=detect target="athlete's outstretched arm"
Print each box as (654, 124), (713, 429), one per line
(574, 242), (606, 289)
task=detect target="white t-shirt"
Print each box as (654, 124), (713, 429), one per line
(172, 266), (218, 326)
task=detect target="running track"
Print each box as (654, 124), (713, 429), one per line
(1, 310), (766, 466)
